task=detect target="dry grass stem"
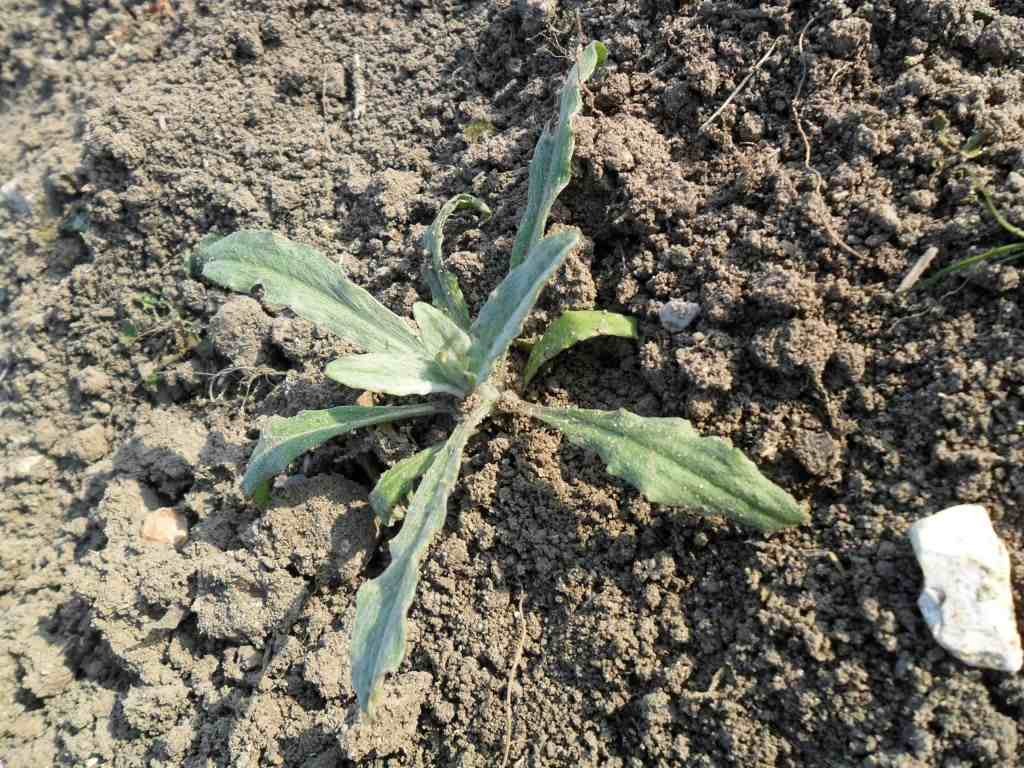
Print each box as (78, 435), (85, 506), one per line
(699, 37), (781, 132)
(499, 593), (528, 768)
(791, 16), (863, 260)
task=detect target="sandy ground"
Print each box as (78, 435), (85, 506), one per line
(1, 1), (1023, 765)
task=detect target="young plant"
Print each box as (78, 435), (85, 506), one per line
(917, 187), (1024, 288)
(192, 42), (808, 716)
(910, 120), (1024, 288)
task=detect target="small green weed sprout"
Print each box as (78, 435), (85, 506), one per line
(192, 43), (807, 716)
(909, 117), (1024, 288)
(918, 187), (1024, 288)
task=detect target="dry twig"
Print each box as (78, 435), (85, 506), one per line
(896, 245), (939, 292)
(350, 54), (365, 121)
(699, 37), (781, 132)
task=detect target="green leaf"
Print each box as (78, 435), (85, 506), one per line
(523, 310), (638, 387)
(241, 403), (442, 497)
(369, 443), (444, 526)
(523, 404), (808, 533)
(412, 302), (475, 390)
(412, 302), (472, 360)
(251, 480), (272, 509)
(325, 353), (468, 397)
(196, 230), (423, 356)
(508, 41), (607, 270)
(423, 194), (491, 331)
(468, 229), (580, 385)
(961, 131), (985, 159)
(352, 388), (498, 715)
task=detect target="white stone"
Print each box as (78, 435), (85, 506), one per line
(909, 504), (1022, 672)
(7, 452), (46, 481)
(1, 178), (33, 217)
(658, 300), (701, 333)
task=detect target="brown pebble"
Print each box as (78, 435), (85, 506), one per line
(141, 508), (189, 546)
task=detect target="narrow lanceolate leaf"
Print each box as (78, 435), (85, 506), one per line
(196, 230), (423, 356)
(508, 41), (607, 270)
(424, 194), (491, 331)
(352, 388), (497, 715)
(241, 403), (442, 497)
(523, 310), (638, 387)
(917, 242), (1024, 288)
(468, 229), (580, 384)
(325, 353), (468, 397)
(523, 404), (808, 533)
(370, 443), (444, 526)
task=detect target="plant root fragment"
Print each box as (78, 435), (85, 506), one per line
(790, 15), (863, 261)
(499, 593), (528, 768)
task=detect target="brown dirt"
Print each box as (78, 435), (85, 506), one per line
(2, 0), (1024, 766)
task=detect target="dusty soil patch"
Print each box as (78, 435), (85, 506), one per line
(2, 0), (1023, 766)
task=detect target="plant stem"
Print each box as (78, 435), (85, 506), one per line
(463, 383), (501, 428)
(979, 187), (1024, 240)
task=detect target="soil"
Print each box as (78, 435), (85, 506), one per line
(2, 0), (1024, 766)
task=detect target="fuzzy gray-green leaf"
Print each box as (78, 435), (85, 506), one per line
(524, 404), (807, 533)
(241, 403), (442, 497)
(468, 229), (580, 385)
(197, 230), (423, 356)
(508, 41), (607, 270)
(523, 310), (637, 387)
(413, 302), (472, 361)
(325, 353), (468, 397)
(412, 302), (475, 390)
(369, 443), (444, 526)
(424, 194), (491, 330)
(351, 388), (496, 715)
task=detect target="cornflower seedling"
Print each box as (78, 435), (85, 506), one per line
(192, 43), (807, 716)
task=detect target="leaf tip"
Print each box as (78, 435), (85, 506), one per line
(753, 495), (809, 534)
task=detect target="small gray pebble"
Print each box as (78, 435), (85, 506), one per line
(659, 300), (701, 333)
